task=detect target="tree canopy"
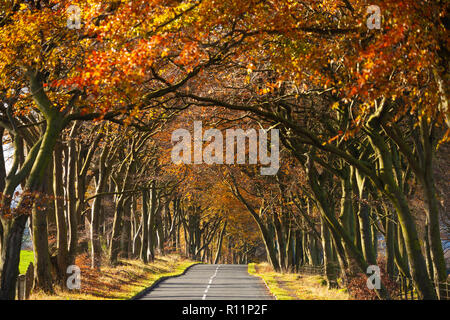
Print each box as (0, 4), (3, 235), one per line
(0, 0), (448, 300)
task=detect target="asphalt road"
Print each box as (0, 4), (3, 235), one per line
(139, 264), (274, 300)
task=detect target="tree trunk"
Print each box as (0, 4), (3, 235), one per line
(272, 210), (287, 271)
(355, 174), (376, 265)
(384, 210), (396, 279)
(0, 215), (28, 300)
(367, 122), (436, 299)
(109, 196), (125, 265)
(90, 146), (110, 269)
(321, 216), (338, 288)
(53, 142), (69, 284)
(214, 222), (227, 264)
(147, 184), (157, 262)
(32, 193), (54, 294)
(140, 189), (149, 263)
(67, 123), (79, 264)
(420, 120), (447, 287)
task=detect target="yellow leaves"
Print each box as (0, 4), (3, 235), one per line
(161, 48), (170, 58)
(259, 87), (270, 95)
(437, 129), (450, 150)
(246, 63), (255, 74)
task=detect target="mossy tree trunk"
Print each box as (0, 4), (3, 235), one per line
(90, 146), (111, 269)
(305, 158), (391, 300)
(366, 110), (436, 299)
(214, 221), (227, 264)
(53, 141), (69, 285)
(354, 170), (377, 265)
(321, 216), (339, 288)
(140, 189), (149, 263)
(228, 177), (281, 271)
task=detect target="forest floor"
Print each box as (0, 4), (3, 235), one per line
(248, 262), (349, 300)
(29, 253), (197, 300)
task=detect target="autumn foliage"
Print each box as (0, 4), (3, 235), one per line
(0, 0), (448, 301)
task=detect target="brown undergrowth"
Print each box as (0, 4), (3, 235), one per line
(30, 253), (196, 300)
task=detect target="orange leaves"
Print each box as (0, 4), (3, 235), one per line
(0, 0), (447, 132)
(324, 134), (339, 145)
(0, 190), (54, 220)
(349, 87), (358, 96)
(174, 41), (202, 68)
(0, 0), (200, 119)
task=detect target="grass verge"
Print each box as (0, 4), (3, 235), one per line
(19, 250), (34, 274)
(248, 262), (349, 300)
(30, 253), (197, 300)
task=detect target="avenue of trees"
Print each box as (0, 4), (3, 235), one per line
(0, 0), (448, 300)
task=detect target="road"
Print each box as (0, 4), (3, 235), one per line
(139, 264), (274, 300)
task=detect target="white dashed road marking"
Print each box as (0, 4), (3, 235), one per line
(202, 265), (220, 300)
(139, 264), (274, 300)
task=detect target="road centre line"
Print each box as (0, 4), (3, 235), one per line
(202, 265), (220, 300)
